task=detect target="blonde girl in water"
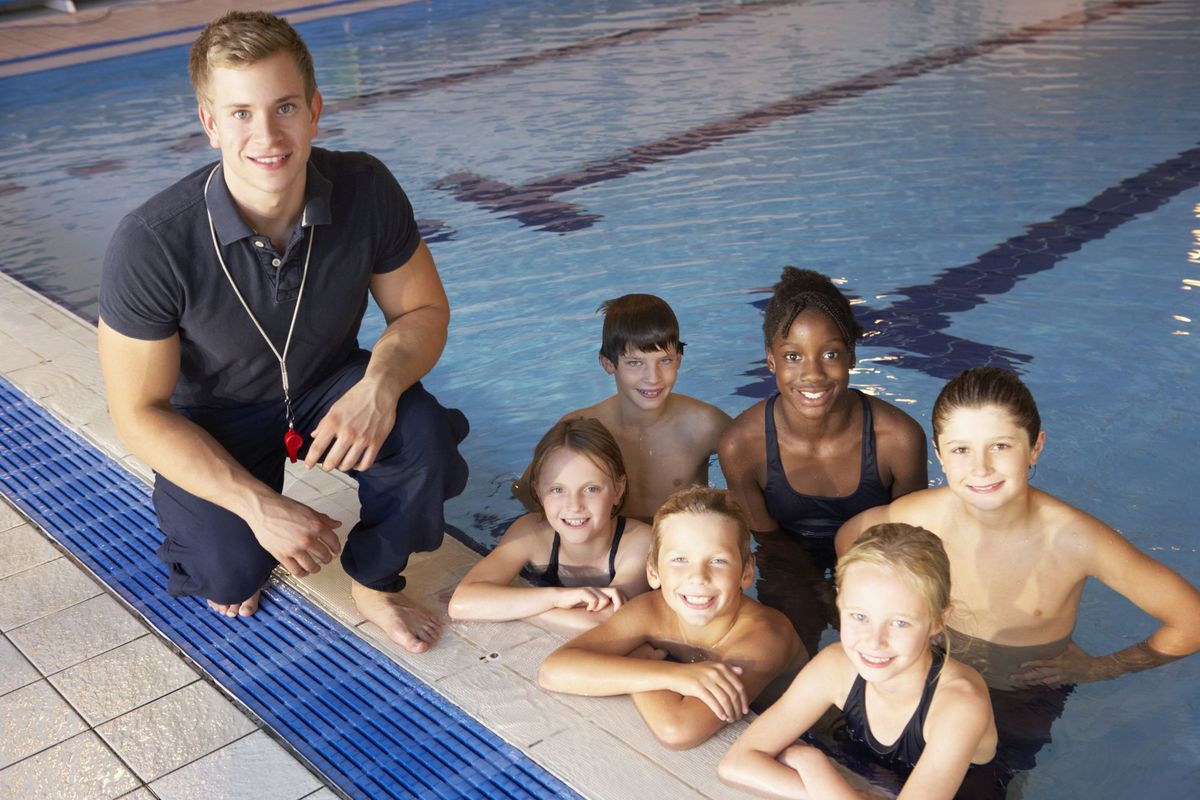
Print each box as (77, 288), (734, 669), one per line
(837, 367), (1200, 687)
(720, 523), (997, 799)
(449, 417), (651, 634)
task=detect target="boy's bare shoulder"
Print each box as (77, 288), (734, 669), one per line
(1032, 489), (1126, 558)
(610, 589), (674, 635)
(727, 598), (801, 659)
(669, 393), (733, 426)
(564, 397), (619, 426)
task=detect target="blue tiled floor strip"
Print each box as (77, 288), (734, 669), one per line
(0, 377), (577, 800)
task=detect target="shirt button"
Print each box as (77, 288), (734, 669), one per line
(271, 258), (282, 267)
(254, 240), (265, 248)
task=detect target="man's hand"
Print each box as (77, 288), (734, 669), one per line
(553, 586), (627, 612)
(248, 493), (343, 577)
(304, 377), (397, 472)
(670, 661), (748, 722)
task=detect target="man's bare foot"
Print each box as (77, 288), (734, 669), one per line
(352, 582), (443, 654)
(206, 590), (262, 618)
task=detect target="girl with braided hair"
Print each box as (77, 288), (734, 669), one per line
(718, 267), (927, 654)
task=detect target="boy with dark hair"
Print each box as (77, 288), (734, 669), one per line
(516, 294), (731, 522)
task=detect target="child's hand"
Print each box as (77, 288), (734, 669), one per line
(553, 586), (627, 612)
(1011, 640), (1108, 686)
(671, 661), (747, 722)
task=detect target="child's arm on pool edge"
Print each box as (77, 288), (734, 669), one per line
(539, 593), (752, 749)
(719, 646), (849, 798)
(448, 514), (624, 624)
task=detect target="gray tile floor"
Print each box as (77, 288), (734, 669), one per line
(0, 497), (332, 800)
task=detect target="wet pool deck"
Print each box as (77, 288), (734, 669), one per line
(0, 3), (753, 798)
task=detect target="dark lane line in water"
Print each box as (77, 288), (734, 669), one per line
(334, 0), (798, 109)
(734, 141), (1200, 391)
(165, 0), (799, 153)
(432, 0), (1158, 233)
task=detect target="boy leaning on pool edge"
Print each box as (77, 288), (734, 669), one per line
(539, 486), (804, 750)
(515, 294), (731, 523)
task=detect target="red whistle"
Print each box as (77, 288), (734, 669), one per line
(284, 427), (304, 463)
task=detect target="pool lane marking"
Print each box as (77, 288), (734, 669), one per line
(331, 0), (799, 110)
(432, 0), (1159, 233)
(163, 1), (801, 154)
(732, 141), (1200, 391)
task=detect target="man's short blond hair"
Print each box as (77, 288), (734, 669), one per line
(189, 11), (317, 107)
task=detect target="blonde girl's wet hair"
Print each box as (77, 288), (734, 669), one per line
(527, 417), (627, 516)
(648, 486), (752, 569)
(836, 523), (952, 641)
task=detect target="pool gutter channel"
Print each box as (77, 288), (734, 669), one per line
(0, 270), (582, 799)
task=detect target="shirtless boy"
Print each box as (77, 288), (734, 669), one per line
(836, 368), (1200, 784)
(539, 486), (804, 750)
(517, 294), (731, 522)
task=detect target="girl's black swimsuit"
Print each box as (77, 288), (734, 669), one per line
(762, 389), (891, 538)
(535, 516), (627, 588)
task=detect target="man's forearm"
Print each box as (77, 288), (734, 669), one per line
(364, 305), (449, 399)
(114, 403), (273, 523)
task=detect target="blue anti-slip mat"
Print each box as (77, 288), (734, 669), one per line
(0, 377), (577, 800)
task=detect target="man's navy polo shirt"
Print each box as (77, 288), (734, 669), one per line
(100, 148), (420, 410)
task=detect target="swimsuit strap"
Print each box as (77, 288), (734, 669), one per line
(844, 646), (946, 765)
(606, 516), (627, 584)
(856, 390), (880, 485)
(764, 393), (782, 474)
(545, 531), (562, 587)
(912, 647), (946, 734)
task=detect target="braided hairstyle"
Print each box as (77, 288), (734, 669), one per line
(761, 267), (864, 364)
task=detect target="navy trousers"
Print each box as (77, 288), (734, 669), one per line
(153, 350), (469, 603)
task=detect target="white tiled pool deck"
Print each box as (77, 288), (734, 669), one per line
(0, 491), (335, 800)
(0, 6), (757, 797)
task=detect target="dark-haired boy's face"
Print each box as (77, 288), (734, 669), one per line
(601, 346), (681, 411)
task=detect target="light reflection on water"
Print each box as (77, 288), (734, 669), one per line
(1, 0), (1198, 796)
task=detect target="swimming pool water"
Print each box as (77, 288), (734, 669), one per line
(1, 0), (1197, 796)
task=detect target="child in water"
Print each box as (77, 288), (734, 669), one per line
(837, 368), (1200, 687)
(720, 523), (997, 799)
(539, 486), (804, 750)
(719, 267), (927, 655)
(449, 418), (652, 634)
(837, 367), (1200, 789)
(515, 294), (731, 522)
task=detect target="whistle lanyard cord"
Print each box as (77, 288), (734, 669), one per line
(202, 165), (313, 427)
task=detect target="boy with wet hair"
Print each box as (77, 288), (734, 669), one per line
(538, 486), (804, 750)
(516, 294), (731, 522)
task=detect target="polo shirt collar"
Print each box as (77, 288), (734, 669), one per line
(206, 160), (333, 247)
